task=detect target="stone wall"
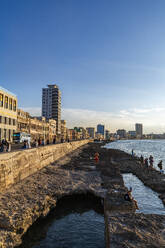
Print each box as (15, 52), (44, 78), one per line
(0, 140), (89, 192)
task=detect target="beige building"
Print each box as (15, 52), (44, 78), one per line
(48, 119), (56, 142)
(86, 127), (95, 139)
(17, 109), (56, 142)
(0, 87), (17, 142)
(17, 109), (30, 134)
(61, 120), (67, 141)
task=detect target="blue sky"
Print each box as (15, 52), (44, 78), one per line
(1, 0), (165, 132)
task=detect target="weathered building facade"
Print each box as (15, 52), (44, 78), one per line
(17, 109), (56, 142)
(0, 87), (17, 142)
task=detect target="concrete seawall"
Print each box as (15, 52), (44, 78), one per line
(0, 140), (89, 192)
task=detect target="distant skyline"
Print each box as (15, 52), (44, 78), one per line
(1, 0), (165, 133)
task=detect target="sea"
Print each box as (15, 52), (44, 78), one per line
(105, 139), (165, 170)
(105, 139), (165, 215)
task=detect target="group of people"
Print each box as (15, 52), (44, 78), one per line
(23, 137), (71, 149)
(0, 139), (11, 152)
(139, 154), (164, 173)
(140, 155), (154, 168)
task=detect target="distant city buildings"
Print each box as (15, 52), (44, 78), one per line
(117, 129), (127, 139)
(42, 84), (61, 135)
(105, 130), (110, 140)
(0, 87), (17, 142)
(128, 130), (136, 138)
(0, 85), (150, 143)
(86, 127), (95, 139)
(135, 123), (143, 138)
(97, 124), (105, 137)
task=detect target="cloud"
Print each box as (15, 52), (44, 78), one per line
(21, 107), (41, 116)
(21, 106), (165, 133)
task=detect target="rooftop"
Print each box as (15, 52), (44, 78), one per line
(0, 86), (17, 98)
(47, 84), (59, 89)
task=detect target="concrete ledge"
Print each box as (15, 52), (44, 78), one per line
(0, 140), (89, 192)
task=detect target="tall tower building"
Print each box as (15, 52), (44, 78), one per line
(86, 127), (95, 139)
(135, 123), (143, 137)
(97, 124), (105, 137)
(42, 84), (61, 134)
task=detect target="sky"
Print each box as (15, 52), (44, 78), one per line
(1, 0), (165, 133)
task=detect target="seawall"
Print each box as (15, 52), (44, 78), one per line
(0, 140), (89, 192)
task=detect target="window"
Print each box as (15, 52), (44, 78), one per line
(13, 100), (16, 111)
(9, 98), (12, 110)
(0, 94), (3, 107)
(0, 116), (2, 123)
(5, 96), (8, 109)
(8, 129), (11, 141)
(13, 119), (16, 126)
(4, 129), (6, 139)
(9, 118), (11, 125)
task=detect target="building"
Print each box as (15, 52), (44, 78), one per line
(97, 124), (105, 137)
(17, 109), (30, 134)
(29, 116), (49, 142)
(61, 120), (67, 141)
(67, 129), (77, 141)
(0, 87), (17, 142)
(82, 128), (89, 139)
(74, 127), (83, 139)
(42, 84), (61, 135)
(48, 119), (56, 142)
(17, 109), (56, 142)
(105, 130), (110, 140)
(116, 129), (127, 139)
(135, 123), (143, 138)
(86, 127), (95, 139)
(128, 131), (136, 138)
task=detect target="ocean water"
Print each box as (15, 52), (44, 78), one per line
(105, 140), (165, 170)
(105, 140), (165, 214)
(32, 210), (105, 248)
(18, 194), (105, 248)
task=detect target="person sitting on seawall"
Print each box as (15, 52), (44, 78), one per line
(158, 160), (164, 174)
(124, 187), (139, 210)
(94, 152), (99, 163)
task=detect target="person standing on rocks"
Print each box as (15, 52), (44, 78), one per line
(140, 155), (144, 166)
(149, 155), (154, 168)
(94, 152), (99, 163)
(144, 158), (149, 168)
(131, 149), (134, 157)
(158, 160), (164, 174)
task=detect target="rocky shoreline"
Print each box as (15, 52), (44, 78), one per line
(0, 143), (165, 247)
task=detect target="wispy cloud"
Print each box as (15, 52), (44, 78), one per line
(21, 106), (165, 133)
(21, 107), (41, 116)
